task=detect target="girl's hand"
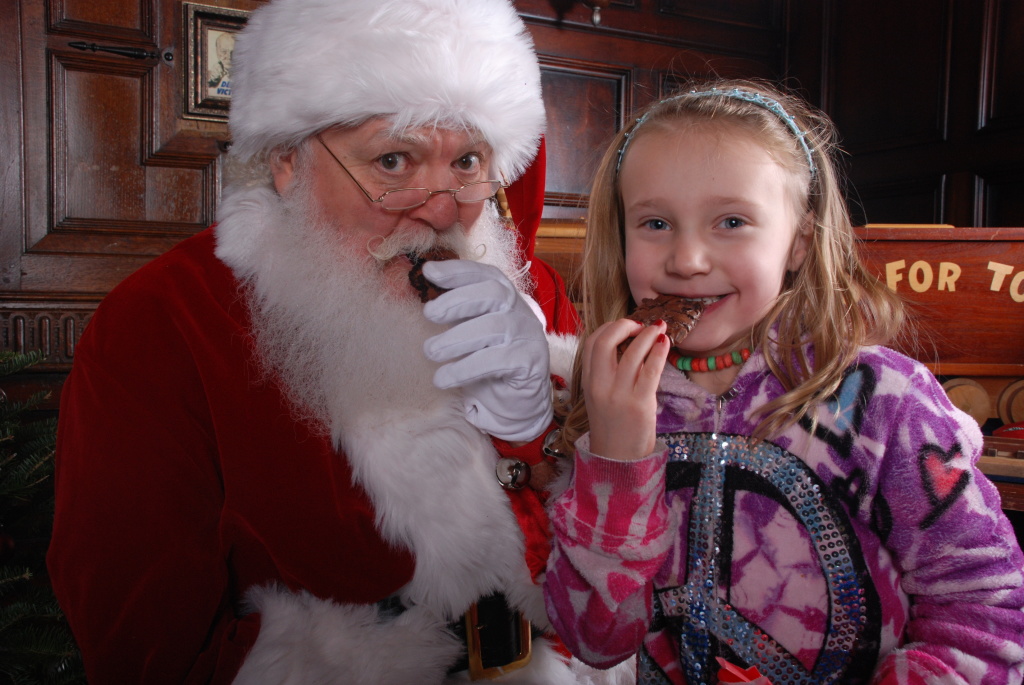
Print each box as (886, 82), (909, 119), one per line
(582, 318), (670, 461)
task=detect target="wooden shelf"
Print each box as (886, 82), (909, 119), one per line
(990, 480), (1024, 512)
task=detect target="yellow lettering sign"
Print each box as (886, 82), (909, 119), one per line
(883, 260), (962, 293)
(885, 260), (906, 292)
(908, 261), (933, 293)
(1012, 272), (1024, 303)
(881, 259), (1024, 301)
(989, 261), (1014, 291)
(937, 262), (960, 291)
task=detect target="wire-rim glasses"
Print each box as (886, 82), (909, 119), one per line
(315, 134), (505, 212)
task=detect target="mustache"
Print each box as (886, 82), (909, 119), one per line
(365, 225), (474, 263)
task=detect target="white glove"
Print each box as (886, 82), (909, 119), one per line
(421, 260), (553, 442)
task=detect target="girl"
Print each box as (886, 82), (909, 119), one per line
(543, 79), (1024, 685)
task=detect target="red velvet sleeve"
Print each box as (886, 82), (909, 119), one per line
(50, 304), (260, 684)
(48, 232), (414, 684)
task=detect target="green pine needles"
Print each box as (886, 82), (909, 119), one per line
(0, 350), (84, 684)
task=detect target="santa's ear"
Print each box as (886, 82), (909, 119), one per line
(270, 147), (298, 195)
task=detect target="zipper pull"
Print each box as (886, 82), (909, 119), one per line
(715, 387), (739, 424)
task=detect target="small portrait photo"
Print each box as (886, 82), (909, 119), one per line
(184, 3), (249, 121)
(206, 29), (236, 98)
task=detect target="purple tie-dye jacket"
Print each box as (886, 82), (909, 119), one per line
(544, 345), (1024, 685)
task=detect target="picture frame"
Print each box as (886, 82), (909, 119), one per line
(184, 3), (250, 121)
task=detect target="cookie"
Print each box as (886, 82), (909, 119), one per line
(619, 295), (704, 355)
(408, 247), (459, 303)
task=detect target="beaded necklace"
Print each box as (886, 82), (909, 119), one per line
(668, 348), (751, 373)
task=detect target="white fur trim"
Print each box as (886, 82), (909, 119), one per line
(547, 333), (578, 383)
(234, 585), (460, 684)
(567, 656), (637, 685)
(220, 186), (602, 683)
(339, 405), (545, 621)
(234, 585), (635, 684)
(228, 0), (544, 181)
(523, 292), (546, 327)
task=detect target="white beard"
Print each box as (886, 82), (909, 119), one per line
(217, 177), (546, 620)
(233, 174), (526, 442)
(215, 170), (631, 685)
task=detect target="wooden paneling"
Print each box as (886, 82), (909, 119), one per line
(829, 0), (951, 155)
(826, 0), (1024, 227)
(0, 5), (25, 294)
(980, 0), (1024, 132)
(539, 57), (629, 223)
(1, 0), (263, 401)
(517, 0), (786, 60)
(49, 0), (152, 39)
(53, 53), (204, 230)
(848, 178), (947, 231)
(18, 0), (220, 284)
(982, 171), (1024, 228)
(659, 0), (782, 27)
(1, 296), (96, 370)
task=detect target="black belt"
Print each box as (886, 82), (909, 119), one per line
(378, 592), (534, 680)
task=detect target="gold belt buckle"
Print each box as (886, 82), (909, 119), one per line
(463, 600), (532, 680)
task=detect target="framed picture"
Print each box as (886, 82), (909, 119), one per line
(184, 3), (250, 121)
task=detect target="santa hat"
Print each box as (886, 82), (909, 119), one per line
(227, 0), (546, 182)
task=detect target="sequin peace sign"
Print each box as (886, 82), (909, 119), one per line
(641, 432), (882, 685)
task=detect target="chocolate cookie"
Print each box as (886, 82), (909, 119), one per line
(408, 247), (459, 303)
(619, 295), (704, 354)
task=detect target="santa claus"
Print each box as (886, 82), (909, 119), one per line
(47, 0), (631, 682)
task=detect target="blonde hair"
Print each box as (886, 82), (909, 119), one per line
(559, 78), (905, 449)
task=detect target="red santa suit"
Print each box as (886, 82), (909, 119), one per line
(46, 144), (621, 682)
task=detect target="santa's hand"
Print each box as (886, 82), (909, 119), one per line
(421, 260), (553, 442)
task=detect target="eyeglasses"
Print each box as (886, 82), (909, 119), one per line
(315, 134), (506, 211)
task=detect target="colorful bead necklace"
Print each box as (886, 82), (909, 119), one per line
(668, 348), (751, 373)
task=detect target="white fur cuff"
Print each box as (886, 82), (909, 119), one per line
(547, 333), (578, 384)
(233, 586), (461, 685)
(231, 585), (635, 684)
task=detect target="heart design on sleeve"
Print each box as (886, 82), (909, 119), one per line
(917, 442), (970, 529)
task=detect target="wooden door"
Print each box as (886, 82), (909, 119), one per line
(1, 0), (264, 403)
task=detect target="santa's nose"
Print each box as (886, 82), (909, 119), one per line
(407, 189), (461, 231)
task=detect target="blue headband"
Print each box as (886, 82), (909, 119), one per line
(615, 87), (817, 178)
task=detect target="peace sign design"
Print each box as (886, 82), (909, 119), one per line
(641, 432), (881, 685)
